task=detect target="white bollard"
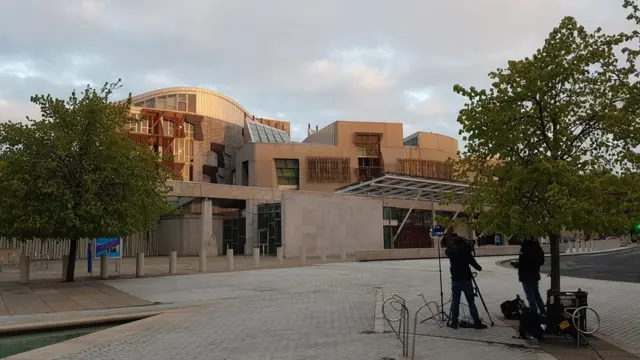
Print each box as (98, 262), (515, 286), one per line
(320, 247), (327, 263)
(571, 241), (576, 254)
(100, 254), (108, 280)
(136, 253), (144, 277)
(199, 249), (207, 273)
(300, 246), (307, 265)
(169, 251), (177, 274)
(61, 255), (69, 281)
(341, 246), (347, 261)
(19, 255), (30, 284)
(227, 249), (234, 271)
(276, 247), (284, 264)
(594, 241), (599, 251)
(253, 248), (260, 268)
(591, 241), (596, 252)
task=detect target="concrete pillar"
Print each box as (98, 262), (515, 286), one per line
(136, 253), (144, 277)
(227, 249), (234, 271)
(19, 255), (30, 284)
(200, 198), (212, 273)
(169, 251), (177, 274)
(569, 241), (575, 254)
(276, 247), (284, 264)
(253, 248), (260, 268)
(300, 246), (307, 265)
(61, 255), (69, 281)
(100, 254), (108, 280)
(591, 241), (596, 252)
(594, 241), (599, 251)
(341, 246), (347, 261)
(320, 247), (327, 263)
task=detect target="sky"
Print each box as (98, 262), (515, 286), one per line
(0, 0), (633, 142)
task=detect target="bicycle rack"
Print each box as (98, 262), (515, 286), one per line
(382, 292), (443, 360)
(382, 294), (410, 357)
(564, 305), (601, 347)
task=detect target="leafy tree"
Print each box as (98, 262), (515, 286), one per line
(452, 12), (640, 292)
(0, 81), (173, 281)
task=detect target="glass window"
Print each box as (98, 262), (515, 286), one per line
(156, 97), (166, 109)
(162, 120), (174, 136)
(144, 98), (155, 108)
(166, 95), (177, 110)
(274, 159), (299, 187)
(185, 123), (194, 138)
(178, 102), (187, 111)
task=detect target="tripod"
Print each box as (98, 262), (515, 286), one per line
(421, 236), (450, 325)
(451, 272), (495, 327)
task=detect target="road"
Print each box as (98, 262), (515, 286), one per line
(541, 245), (640, 283)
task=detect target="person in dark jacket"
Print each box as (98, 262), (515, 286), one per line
(445, 234), (487, 329)
(515, 237), (546, 315)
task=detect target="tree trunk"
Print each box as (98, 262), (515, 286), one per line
(65, 238), (77, 282)
(549, 233), (561, 292)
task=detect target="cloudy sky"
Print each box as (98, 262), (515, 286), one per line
(0, 0), (632, 141)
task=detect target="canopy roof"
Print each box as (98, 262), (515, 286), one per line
(334, 173), (469, 202)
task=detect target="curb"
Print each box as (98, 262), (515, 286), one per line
(495, 246), (633, 269)
(0, 311), (160, 335)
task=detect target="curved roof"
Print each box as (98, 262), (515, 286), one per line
(130, 86), (253, 118)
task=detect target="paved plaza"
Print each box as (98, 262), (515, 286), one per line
(3, 253), (638, 360)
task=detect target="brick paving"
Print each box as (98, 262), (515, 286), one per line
(3, 255), (638, 359)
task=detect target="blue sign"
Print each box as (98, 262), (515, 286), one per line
(94, 237), (122, 259)
(431, 225), (445, 237)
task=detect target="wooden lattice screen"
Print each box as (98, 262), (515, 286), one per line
(307, 156), (351, 183)
(396, 159), (453, 181)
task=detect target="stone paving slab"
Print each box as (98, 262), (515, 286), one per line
(0, 281), (153, 316)
(51, 292), (550, 360)
(3, 255), (638, 359)
(107, 256), (640, 358)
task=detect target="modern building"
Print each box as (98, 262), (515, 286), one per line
(127, 87), (474, 258)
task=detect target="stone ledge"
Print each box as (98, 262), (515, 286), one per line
(0, 311), (160, 335)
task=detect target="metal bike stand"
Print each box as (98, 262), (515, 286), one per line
(381, 294), (410, 357)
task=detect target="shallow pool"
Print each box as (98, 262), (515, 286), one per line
(0, 324), (114, 358)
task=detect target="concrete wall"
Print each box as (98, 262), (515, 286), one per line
(156, 213), (222, 256)
(281, 191), (384, 258)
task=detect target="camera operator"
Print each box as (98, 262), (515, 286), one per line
(513, 236), (546, 316)
(444, 233), (488, 329)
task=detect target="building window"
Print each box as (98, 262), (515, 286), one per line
(307, 156), (350, 183)
(162, 120), (175, 137)
(354, 133), (381, 157)
(166, 94), (177, 110)
(274, 159), (299, 188)
(173, 138), (193, 163)
(185, 123), (194, 138)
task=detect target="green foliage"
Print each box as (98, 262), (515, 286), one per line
(452, 13), (640, 239)
(0, 80), (174, 279)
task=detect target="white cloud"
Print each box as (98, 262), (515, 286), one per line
(0, 0), (632, 142)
